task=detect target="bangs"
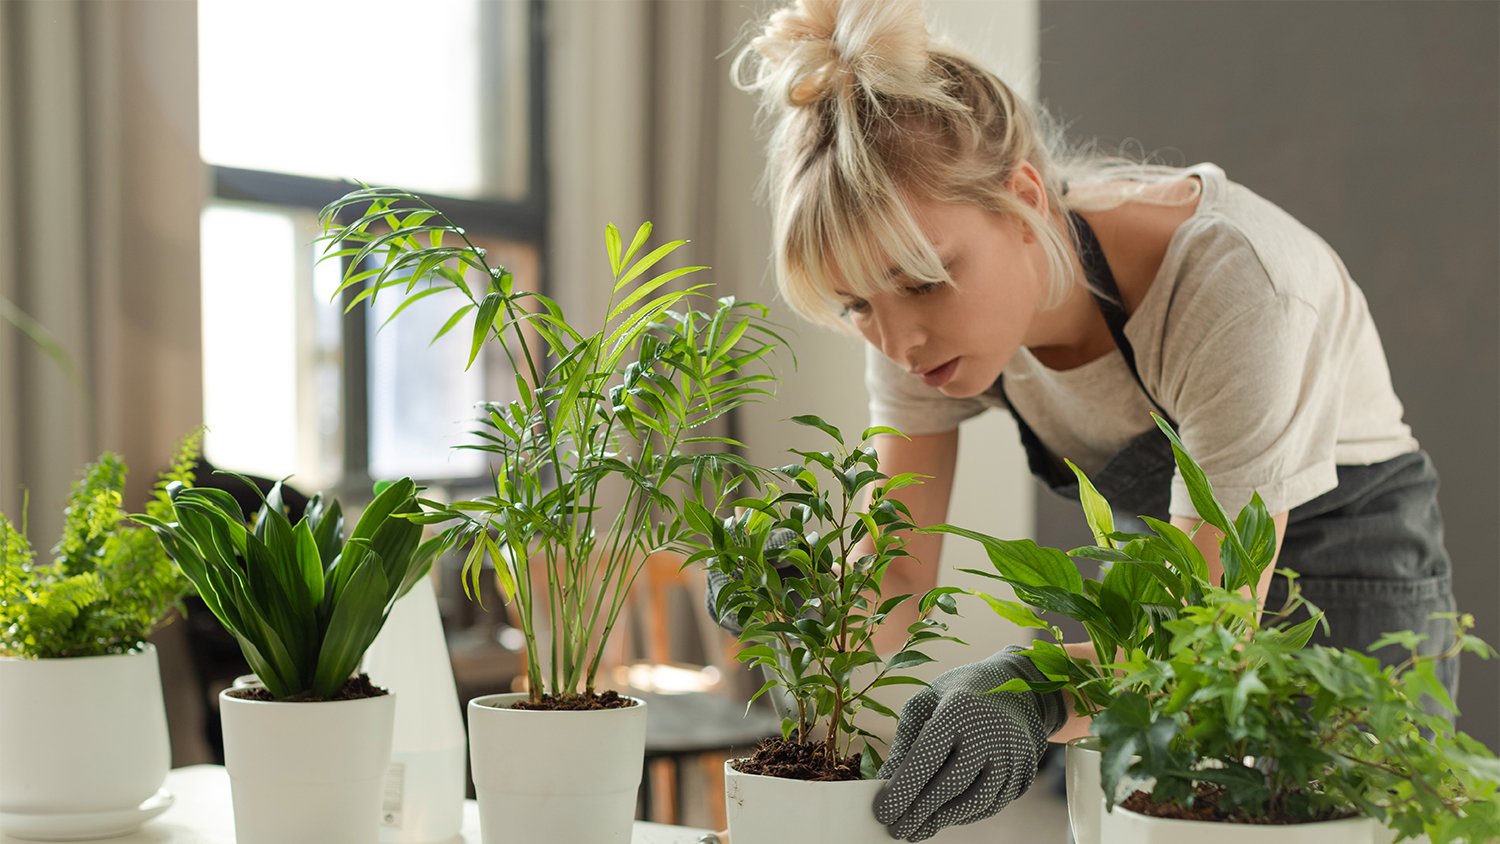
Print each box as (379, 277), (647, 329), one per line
(778, 159), (950, 329)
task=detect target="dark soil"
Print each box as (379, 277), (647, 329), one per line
(1121, 785), (1358, 825)
(729, 736), (862, 782)
(225, 673), (388, 702)
(506, 689), (636, 711)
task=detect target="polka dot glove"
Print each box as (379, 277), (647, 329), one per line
(873, 645), (1068, 841)
(703, 526), (800, 635)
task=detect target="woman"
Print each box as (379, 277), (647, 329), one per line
(721, 0), (1459, 841)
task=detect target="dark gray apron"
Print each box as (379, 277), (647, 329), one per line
(994, 214), (1459, 704)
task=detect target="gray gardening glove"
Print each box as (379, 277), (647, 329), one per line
(703, 526), (800, 635)
(873, 645), (1068, 841)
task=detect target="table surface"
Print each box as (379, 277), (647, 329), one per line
(0, 765), (712, 844)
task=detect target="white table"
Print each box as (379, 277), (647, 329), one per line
(0, 765), (712, 844)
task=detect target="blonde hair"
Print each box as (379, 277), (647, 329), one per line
(734, 0), (1198, 330)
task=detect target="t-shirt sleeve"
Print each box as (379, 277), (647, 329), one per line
(865, 344), (985, 436)
(1162, 294), (1339, 519)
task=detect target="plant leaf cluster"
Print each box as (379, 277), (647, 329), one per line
(1094, 594), (1498, 841)
(138, 477), (441, 701)
(318, 188), (784, 701)
(684, 417), (961, 778)
(0, 434), (201, 658)
(934, 413), (1498, 838)
(925, 415), (1276, 717)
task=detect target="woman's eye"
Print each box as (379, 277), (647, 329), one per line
(840, 299), (870, 318)
(907, 281), (943, 296)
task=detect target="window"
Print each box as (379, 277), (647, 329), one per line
(197, 0), (546, 500)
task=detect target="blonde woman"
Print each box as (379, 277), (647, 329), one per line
(711, 0), (1461, 840)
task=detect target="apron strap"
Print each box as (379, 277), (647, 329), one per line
(993, 212), (1176, 468)
(1069, 212), (1175, 424)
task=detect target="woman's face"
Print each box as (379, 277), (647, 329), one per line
(833, 197), (1046, 399)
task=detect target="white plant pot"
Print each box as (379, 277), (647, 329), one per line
(220, 687), (395, 844)
(724, 763), (890, 844)
(1065, 735), (1105, 844)
(0, 645), (170, 825)
(468, 692), (647, 844)
(1100, 802), (1380, 843)
(723, 758), (1018, 844)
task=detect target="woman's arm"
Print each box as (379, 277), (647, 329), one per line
(865, 430), (959, 652)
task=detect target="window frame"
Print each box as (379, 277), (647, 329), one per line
(201, 0), (549, 504)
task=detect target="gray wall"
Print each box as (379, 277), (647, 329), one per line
(1035, 0), (1499, 748)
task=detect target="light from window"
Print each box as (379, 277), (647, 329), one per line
(198, 0), (530, 201)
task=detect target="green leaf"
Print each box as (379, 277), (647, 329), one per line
(1066, 459), (1116, 549)
(468, 293), (503, 369)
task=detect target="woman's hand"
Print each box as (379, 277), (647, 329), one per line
(872, 646), (1067, 841)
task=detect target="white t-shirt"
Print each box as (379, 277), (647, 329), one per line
(866, 163), (1418, 519)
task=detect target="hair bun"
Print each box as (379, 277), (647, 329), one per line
(738, 0), (935, 109)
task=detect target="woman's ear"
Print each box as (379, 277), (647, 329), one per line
(1008, 161), (1049, 243)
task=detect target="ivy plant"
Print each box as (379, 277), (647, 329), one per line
(0, 434), (201, 658)
(684, 416), (961, 778)
(1095, 591), (1498, 840)
(923, 414), (1278, 719)
(138, 477), (442, 701)
(318, 188), (783, 704)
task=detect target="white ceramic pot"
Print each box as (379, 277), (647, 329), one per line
(1065, 735), (1104, 844)
(468, 692), (647, 844)
(1100, 802), (1380, 843)
(725, 762), (889, 844)
(0, 646), (170, 824)
(220, 688), (396, 844)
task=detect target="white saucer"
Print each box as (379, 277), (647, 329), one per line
(0, 790), (174, 841)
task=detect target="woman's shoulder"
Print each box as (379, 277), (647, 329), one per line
(1162, 163), (1349, 306)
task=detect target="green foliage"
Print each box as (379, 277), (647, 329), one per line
(1095, 595), (1498, 841)
(683, 418), (961, 778)
(138, 477), (442, 701)
(0, 434), (201, 658)
(935, 413), (1499, 837)
(922, 415), (1266, 717)
(317, 188), (784, 701)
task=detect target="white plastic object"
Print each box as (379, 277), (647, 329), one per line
(362, 574), (467, 843)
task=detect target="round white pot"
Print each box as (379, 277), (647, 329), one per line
(220, 688), (395, 844)
(1065, 735), (1104, 844)
(468, 692), (647, 844)
(0, 646), (170, 821)
(724, 762), (888, 844)
(1100, 802), (1380, 843)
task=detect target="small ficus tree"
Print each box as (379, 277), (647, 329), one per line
(318, 187), (783, 704)
(685, 417), (961, 779)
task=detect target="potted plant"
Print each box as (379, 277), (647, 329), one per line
(318, 187), (784, 843)
(684, 416), (962, 844)
(0, 437), (198, 840)
(923, 417), (1252, 842)
(138, 475), (441, 844)
(932, 417), (1500, 842)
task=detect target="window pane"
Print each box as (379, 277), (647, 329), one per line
(367, 285), (487, 481)
(200, 205), (301, 480)
(198, 0), (530, 202)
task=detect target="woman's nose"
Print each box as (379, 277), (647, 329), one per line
(872, 308), (927, 368)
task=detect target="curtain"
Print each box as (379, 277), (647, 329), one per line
(0, 0), (203, 541)
(0, 0), (206, 763)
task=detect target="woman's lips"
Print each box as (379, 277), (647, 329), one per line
(920, 358), (959, 388)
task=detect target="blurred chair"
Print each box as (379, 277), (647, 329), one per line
(615, 550), (781, 829)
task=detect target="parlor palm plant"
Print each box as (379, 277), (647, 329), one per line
(318, 187), (784, 706)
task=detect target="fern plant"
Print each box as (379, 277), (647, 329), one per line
(318, 188), (784, 704)
(138, 477), (441, 701)
(0, 434), (201, 658)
